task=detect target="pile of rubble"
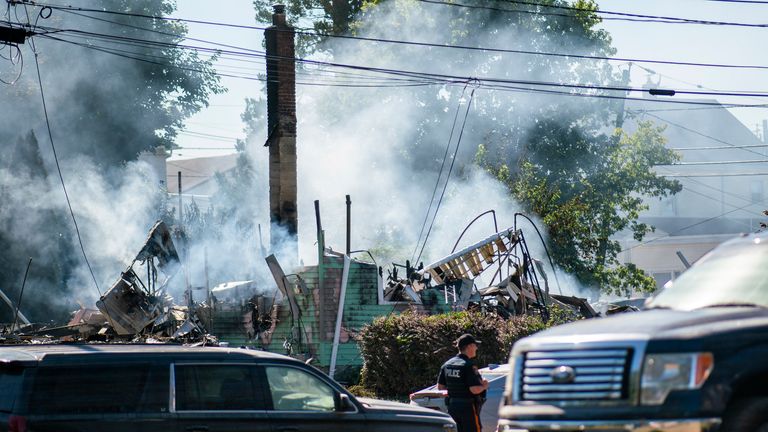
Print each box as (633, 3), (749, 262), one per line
(1, 221), (220, 345)
(382, 227), (600, 320)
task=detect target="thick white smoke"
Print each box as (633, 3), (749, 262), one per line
(1, 0), (615, 321)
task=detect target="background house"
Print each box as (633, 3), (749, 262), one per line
(619, 94), (768, 291)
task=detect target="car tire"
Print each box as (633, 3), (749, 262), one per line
(721, 397), (768, 432)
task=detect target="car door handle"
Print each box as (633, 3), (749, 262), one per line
(185, 426), (210, 432)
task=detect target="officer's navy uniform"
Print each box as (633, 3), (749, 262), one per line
(437, 353), (483, 432)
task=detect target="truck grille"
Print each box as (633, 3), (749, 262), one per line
(520, 349), (631, 402)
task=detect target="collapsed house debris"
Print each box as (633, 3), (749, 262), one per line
(1, 214), (622, 377)
(383, 227), (598, 321)
(1, 221), (216, 344)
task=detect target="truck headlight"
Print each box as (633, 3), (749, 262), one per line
(640, 352), (714, 405)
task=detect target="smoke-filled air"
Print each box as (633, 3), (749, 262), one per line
(0, 0), (674, 321)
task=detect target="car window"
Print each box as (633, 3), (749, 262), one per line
(264, 366), (335, 412)
(0, 369), (23, 412)
(29, 364), (161, 414)
(174, 365), (267, 411)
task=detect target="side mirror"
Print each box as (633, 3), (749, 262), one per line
(337, 393), (355, 412)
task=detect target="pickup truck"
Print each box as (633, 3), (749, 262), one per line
(498, 231), (768, 432)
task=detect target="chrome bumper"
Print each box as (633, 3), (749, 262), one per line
(498, 418), (721, 432)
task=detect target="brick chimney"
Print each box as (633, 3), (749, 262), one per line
(265, 4), (298, 255)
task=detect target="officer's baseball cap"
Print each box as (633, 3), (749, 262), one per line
(456, 334), (481, 350)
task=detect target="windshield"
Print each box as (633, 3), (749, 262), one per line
(647, 240), (768, 310)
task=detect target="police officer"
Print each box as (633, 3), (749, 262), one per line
(437, 334), (489, 432)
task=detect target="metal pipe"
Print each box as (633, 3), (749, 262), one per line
(0, 288), (29, 326)
(514, 213), (563, 296)
(345, 195), (351, 256)
(329, 255), (351, 379)
(177, 171), (183, 227)
(314, 200), (322, 238)
(12, 258), (32, 331)
(676, 251), (691, 269)
(451, 210), (498, 254)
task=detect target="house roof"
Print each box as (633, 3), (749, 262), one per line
(625, 97), (764, 161)
(166, 154), (238, 194)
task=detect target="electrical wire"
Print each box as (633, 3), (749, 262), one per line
(24, 0), (768, 28)
(26, 29), (103, 297)
(663, 172), (768, 177)
(486, 0), (768, 27)
(415, 86), (477, 265)
(0, 44), (23, 84)
(19, 1), (768, 73)
(670, 144), (767, 151)
(676, 189), (758, 230)
(32, 27), (768, 107)
(634, 111), (768, 159)
(411, 84), (470, 264)
(663, 160), (768, 166)
(707, 0), (768, 3)
(38, 32), (441, 89)
(20, 13), (768, 100)
(621, 199), (762, 253)
(660, 168), (768, 210)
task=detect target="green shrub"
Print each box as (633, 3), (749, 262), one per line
(357, 310), (550, 399)
(346, 384), (377, 399)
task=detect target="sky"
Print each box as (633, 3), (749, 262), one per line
(171, 0), (768, 161)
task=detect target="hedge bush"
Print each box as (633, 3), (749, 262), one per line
(357, 310), (552, 399)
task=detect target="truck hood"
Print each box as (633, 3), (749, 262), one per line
(531, 307), (768, 341)
(357, 397), (452, 418)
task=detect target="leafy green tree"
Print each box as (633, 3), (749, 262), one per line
(1, 0), (224, 164)
(0, 0), (224, 320)
(477, 121), (681, 295)
(253, 0), (374, 55)
(248, 0), (681, 293)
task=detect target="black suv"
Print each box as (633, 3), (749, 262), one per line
(499, 231), (768, 432)
(0, 345), (455, 432)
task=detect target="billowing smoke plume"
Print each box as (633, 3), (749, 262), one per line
(0, 0), (219, 321)
(233, 1), (614, 296)
(0, 0), (613, 322)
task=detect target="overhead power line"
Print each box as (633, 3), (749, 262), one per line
(417, 0), (768, 27)
(20, 0), (768, 27)
(662, 172), (768, 177)
(707, 0), (768, 4)
(671, 144), (767, 151)
(672, 173), (767, 209)
(662, 160), (768, 166)
(633, 111), (768, 159)
(22, 1), (768, 73)
(678, 186), (763, 225)
(490, 0), (768, 27)
(621, 199), (762, 253)
(43, 32), (768, 110)
(26, 33), (103, 297)
(30, 25), (768, 101)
